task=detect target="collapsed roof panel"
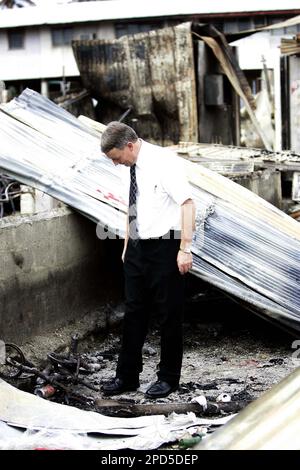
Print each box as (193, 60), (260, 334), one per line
(0, 89), (127, 235)
(72, 22), (198, 146)
(0, 89), (300, 333)
(171, 142), (300, 174)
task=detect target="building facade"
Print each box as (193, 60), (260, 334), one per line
(1, 1), (300, 99)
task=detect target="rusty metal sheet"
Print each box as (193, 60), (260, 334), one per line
(72, 22), (198, 146)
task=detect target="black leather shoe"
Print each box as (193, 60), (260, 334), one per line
(145, 380), (178, 399)
(102, 377), (139, 396)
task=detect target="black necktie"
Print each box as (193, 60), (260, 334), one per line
(129, 164), (139, 244)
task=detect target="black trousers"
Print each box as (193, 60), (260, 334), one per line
(116, 234), (185, 386)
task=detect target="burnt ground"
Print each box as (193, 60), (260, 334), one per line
(75, 298), (296, 408)
(6, 279), (297, 420)
(2, 280), (298, 451)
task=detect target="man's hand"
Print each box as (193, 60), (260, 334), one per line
(122, 246), (127, 263)
(122, 238), (128, 263)
(177, 250), (193, 275)
(179, 198), (195, 274)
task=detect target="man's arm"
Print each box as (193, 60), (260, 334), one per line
(177, 198), (195, 275)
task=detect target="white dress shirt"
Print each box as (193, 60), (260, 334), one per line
(123, 140), (192, 239)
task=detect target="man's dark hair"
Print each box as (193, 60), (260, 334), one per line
(101, 121), (138, 153)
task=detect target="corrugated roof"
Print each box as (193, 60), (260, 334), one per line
(1, 88), (300, 335)
(0, 0), (300, 29)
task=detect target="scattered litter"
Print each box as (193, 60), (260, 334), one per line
(216, 393), (231, 403)
(192, 395), (208, 411)
(0, 379), (235, 450)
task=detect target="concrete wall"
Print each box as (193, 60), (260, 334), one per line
(0, 207), (123, 344)
(234, 169), (282, 209)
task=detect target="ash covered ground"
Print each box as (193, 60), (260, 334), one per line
(2, 269), (298, 450)
(72, 292), (297, 407)
(17, 280), (298, 413)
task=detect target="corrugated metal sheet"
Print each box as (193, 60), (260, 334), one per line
(72, 23), (198, 146)
(171, 141), (300, 173)
(1, 89), (300, 334)
(73, 23), (272, 149)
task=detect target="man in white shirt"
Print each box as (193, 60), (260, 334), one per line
(101, 122), (195, 399)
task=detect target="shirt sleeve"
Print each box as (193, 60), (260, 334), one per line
(160, 152), (192, 205)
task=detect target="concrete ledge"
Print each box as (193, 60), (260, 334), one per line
(233, 169), (282, 209)
(0, 207), (123, 344)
